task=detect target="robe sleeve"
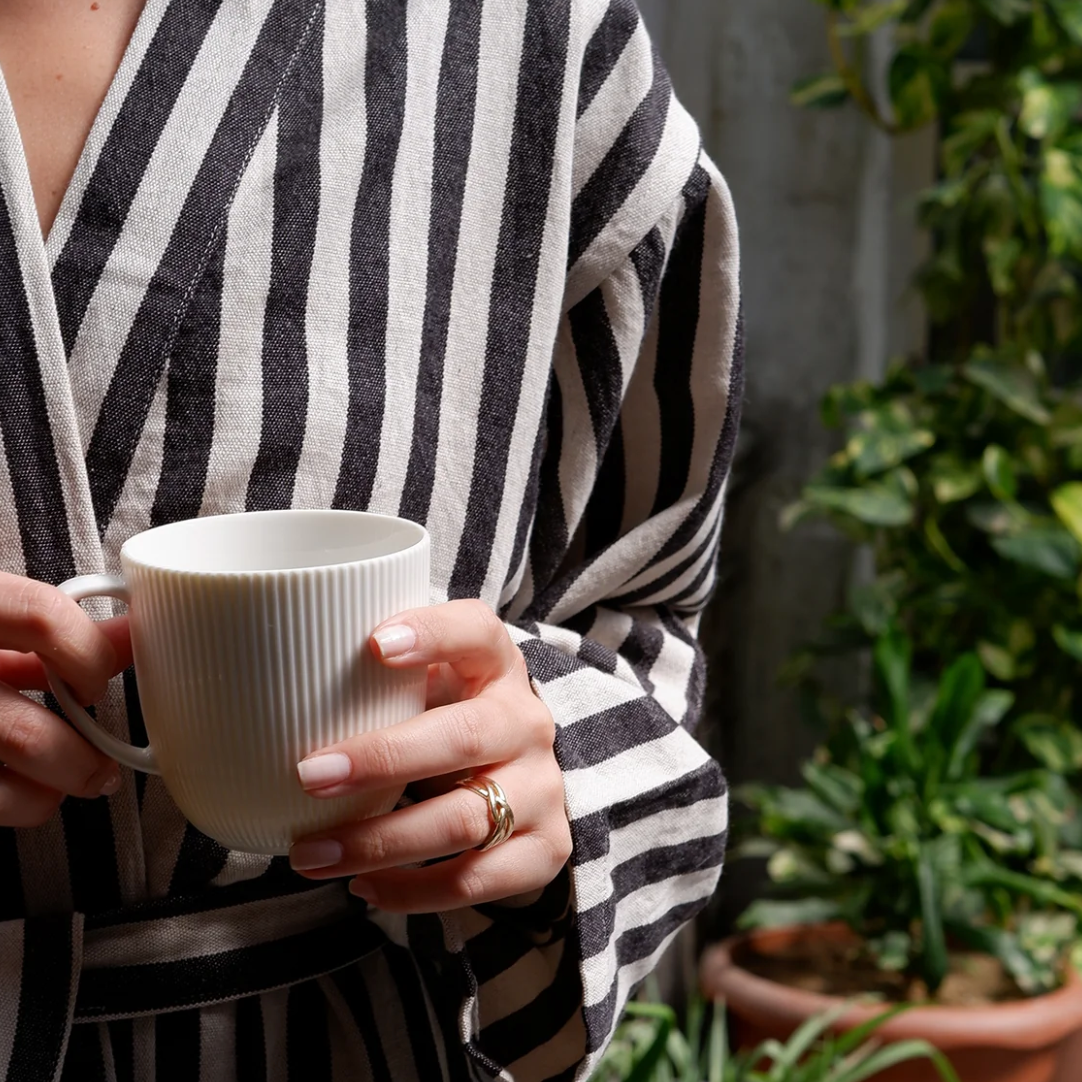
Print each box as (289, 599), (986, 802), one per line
(399, 6), (742, 1078)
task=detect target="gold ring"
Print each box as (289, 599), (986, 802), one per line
(455, 776), (515, 851)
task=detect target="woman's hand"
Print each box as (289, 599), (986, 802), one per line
(290, 600), (571, 913)
(0, 572), (131, 826)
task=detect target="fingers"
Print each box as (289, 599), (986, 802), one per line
(297, 689), (554, 797)
(0, 574), (119, 702)
(0, 682), (119, 799)
(0, 615), (132, 697)
(348, 830), (572, 913)
(370, 600), (522, 686)
(291, 764), (542, 877)
(0, 768), (64, 828)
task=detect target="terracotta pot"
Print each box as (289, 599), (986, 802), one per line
(700, 924), (1082, 1082)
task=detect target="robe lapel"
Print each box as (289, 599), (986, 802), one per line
(51, 0), (325, 539)
(0, 79), (101, 586)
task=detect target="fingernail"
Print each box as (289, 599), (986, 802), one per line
(290, 839), (344, 871)
(349, 878), (377, 902)
(99, 773), (121, 797)
(372, 624), (416, 660)
(297, 753), (352, 790)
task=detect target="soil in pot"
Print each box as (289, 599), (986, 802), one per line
(735, 932), (1022, 1006)
(702, 924), (1082, 1082)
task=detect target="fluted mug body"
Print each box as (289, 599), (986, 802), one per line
(49, 510), (430, 855)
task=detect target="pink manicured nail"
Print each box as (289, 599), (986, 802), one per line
(289, 839), (344, 871)
(99, 774), (121, 797)
(297, 753), (352, 790)
(372, 624), (416, 659)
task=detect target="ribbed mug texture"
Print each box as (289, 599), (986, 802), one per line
(124, 538), (430, 854)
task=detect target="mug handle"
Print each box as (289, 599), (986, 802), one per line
(44, 574), (161, 776)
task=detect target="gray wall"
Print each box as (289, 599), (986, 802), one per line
(636, 0), (934, 980)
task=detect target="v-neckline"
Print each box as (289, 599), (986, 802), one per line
(42, 0), (170, 264)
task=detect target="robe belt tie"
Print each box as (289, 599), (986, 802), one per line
(0, 877), (383, 1082)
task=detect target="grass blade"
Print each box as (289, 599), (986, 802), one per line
(826, 1039), (960, 1082)
(707, 1002), (727, 1082)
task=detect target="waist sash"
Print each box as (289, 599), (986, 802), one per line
(0, 876), (385, 1082)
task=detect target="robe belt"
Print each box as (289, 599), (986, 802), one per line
(1, 877), (385, 1082)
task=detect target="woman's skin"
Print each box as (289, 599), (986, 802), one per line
(0, 0), (572, 910)
(0, 0), (146, 237)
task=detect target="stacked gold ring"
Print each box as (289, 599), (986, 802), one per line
(455, 776), (515, 851)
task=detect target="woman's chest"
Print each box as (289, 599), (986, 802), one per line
(0, 0), (576, 603)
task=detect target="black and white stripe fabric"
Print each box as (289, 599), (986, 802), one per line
(0, 0), (742, 1078)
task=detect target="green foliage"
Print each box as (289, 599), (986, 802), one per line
(739, 628), (1082, 996)
(588, 998), (958, 1082)
(783, 1), (1082, 774)
(788, 359), (1082, 722)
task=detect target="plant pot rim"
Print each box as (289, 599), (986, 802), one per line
(700, 922), (1082, 1051)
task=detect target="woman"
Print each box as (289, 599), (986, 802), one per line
(0, 0), (741, 1078)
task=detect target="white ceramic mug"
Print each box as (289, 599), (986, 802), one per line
(46, 510), (430, 855)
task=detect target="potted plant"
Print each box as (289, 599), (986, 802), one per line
(590, 996), (958, 1082)
(702, 628), (1082, 1081)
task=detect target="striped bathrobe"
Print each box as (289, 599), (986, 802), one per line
(0, 0), (742, 1078)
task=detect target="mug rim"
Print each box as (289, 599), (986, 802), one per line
(120, 509), (429, 577)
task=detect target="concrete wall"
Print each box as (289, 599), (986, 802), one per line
(636, 0), (934, 992)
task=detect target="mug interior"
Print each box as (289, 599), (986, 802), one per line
(122, 510), (426, 573)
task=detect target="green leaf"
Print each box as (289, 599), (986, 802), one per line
(930, 653), (985, 768)
(867, 932), (912, 972)
(977, 0), (1032, 22)
(1049, 0), (1082, 43)
(925, 515), (964, 572)
(984, 237), (1024, 296)
(942, 110), (999, 175)
(836, 0), (908, 35)
(761, 787), (853, 834)
(1051, 482), (1082, 543)
(965, 501), (1017, 535)
(804, 483), (913, 526)
(977, 641), (1017, 680)
(1053, 624), (1082, 662)
(1019, 70), (1082, 141)
(874, 628), (912, 734)
(624, 1008), (674, 1082)
(929, 457), (982, 504)
(917, 845), (948, 993)
(982, 445), (1018, 500)
(947, 689), (1013, 779)
(928, 1), (974, 56)
(964, 864), (1082, 916)
(1018, 715), (1082, 772)
(992, 526), (1080, 580)
(737, 897), (844, 930)
(828, 1040), (959, 1082)
(846, 406), (935, 477)
(1041, 151), (1082, 258)
(889, 46), (947, 129)
(791, 73), (850, 109)
(768, 847), (834, 887)
(802, 761), (864, 815)
(963, 356), (1052, 424)
(707, 1003), (726, 1082)
(767, 1003), (849, 1072)
(1054, 850), (1082, 880)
